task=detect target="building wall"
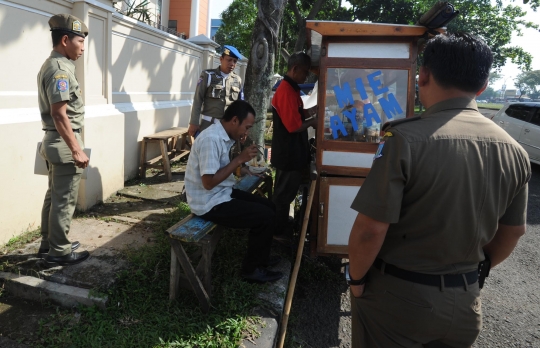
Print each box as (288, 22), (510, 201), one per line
(169, 0), (191, 37)
(0, 0), (245, 243)
(198, 0), (208, 36)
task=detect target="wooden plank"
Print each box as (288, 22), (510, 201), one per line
(169, 246), (180, 300)
(145, 149), (190, 167)
(306, 21), (435, 37)
(159, 139), (173, 181)
(170, 239), (211, 312)
(168, 215), (218, 242)
(144, 127), (189, 140)
(139, 139), (147, 179)
(201, 238), (213, 298)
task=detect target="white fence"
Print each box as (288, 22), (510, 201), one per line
(0, 0), (246, 242)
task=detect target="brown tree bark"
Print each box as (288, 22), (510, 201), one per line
(243, 0), (287, 153)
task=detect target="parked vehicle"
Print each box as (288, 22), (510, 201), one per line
(491, 102), (540, 165)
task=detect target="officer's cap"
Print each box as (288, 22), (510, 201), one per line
(49, 13), (88, 38)
(222, 45), (243, 60)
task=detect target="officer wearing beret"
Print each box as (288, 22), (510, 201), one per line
(347, 33), (531, 347)
(188, 45), (244, 137)
(37, 13), (90, 266)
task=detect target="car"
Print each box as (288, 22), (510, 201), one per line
(477, 99), (487, 103)
(491, 102), (540, 165)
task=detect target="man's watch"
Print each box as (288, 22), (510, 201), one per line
(345, 264), (367, 286)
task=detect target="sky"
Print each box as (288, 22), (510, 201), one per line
(209, 0), (540, 91)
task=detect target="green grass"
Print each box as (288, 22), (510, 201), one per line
(0, 227), (41, 255)
(478, 103), (503, 110)
(32, 202), (268, 348)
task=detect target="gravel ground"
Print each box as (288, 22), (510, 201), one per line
(287, 162), (540, 348)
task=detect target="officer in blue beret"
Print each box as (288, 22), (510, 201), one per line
(188, 45), (245, 137)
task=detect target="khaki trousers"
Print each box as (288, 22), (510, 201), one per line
(351, 267), (482, 348)
(39, 131), (83, 257)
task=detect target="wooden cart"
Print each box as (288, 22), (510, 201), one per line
(305, 20), (443, 257)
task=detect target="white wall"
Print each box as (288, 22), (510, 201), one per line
(0, 0), (245, 243)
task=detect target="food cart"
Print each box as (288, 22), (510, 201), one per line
(305, 20), (443, 256)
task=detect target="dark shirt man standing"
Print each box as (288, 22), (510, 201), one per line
(188, 45), (244, 137)
(347, 33), (531, 347)
(271, 52), (317, 242)
(37, 14), (91, 266)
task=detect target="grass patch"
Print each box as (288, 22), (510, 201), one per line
(1, 227), (41, 255)
(478, 103), (503, 110)
(33, 202), (268, 348)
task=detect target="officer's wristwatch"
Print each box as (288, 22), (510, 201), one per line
(345, 264), (367, 286)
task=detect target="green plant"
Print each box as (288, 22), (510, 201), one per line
(1, 228), (41, 254)
(33, 202), (268, 348)
(116, 0), (152, 24)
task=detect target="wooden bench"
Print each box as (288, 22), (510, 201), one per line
(166, 173), (273, 312)
(139, 127), (190, 181)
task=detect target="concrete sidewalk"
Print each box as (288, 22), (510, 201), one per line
(0, 168), (288, 348)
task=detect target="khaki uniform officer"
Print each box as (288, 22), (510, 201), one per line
(37, 13), (91, 266)
(188, 45), (244, 137)
(347, 33), (531, 348)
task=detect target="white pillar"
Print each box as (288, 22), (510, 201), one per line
(189, 0), (200, 38)
(206, 0), (211, 37)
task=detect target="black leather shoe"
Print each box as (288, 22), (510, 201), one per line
(38, 241), (80, 257)
(44, 250), (90, 266)
(241, 267), (283, 283)
(262, 255), (282, 267)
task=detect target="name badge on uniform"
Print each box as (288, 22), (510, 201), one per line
(57, 79), (69, 92)
(374, 141), (385, 160)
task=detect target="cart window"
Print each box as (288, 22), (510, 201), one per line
(324, 68), (408, 143)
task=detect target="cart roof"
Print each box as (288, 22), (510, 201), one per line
(306, 20), (442, 67)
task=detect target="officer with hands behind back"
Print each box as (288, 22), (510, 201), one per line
(188, 45), (244, 137)
(37, 14), (91, 266)
(347, 33), (531, 348)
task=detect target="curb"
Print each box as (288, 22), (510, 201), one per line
(0, 271), (107, 309)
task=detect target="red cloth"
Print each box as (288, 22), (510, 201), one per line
(271, 79), (304, 133)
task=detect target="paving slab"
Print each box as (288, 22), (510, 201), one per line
(0, 272), (107, 309)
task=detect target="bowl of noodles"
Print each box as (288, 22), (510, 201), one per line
(246, 158), (267, 174)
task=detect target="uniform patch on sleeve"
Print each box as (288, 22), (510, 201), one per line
(374, 141), (385, 160)
(54, 74), (68, 79)
(384, 131), (393, 137)
(57, 79), (68, 92)
(197, 77), (203, 85)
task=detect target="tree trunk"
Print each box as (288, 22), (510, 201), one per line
(243, 0), (287, 154)
(290, 0), (327, 53)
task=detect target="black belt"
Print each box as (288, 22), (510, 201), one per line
(46, 129), (81, 133)
(374, 259), (478, 288)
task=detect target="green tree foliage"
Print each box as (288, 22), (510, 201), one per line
(478, 86), (497, 100)
(514, 70), (540, 98)
(214, 0), (258, 57)
(216, 0), (353, 74)
(217, 0), (538, 74)
(348, 0), (538, 70)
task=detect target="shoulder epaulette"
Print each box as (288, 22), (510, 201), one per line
(382, 116), (421, 131)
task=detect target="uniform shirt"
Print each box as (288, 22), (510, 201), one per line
(184, 121), (236, 215)
(351, 97), (531, 274)
(270, 75), (310, 171)
(189, 67), (243, 124)
(37, 50), (84, 130)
